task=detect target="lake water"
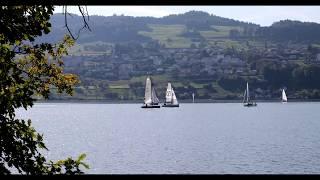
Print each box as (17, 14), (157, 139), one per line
(16, 102), (320, 174)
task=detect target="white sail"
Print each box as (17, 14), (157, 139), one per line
(243, 82), (257, 106)
(243, 89), (247, 103)
(151, 87), (160, 104)
(192, 93), (195, 103)
(282, 89), (287, 102)
(246, 82), (250, 103)
(172, 89), (179, 105)
(144, 77), (152, 104)
(165, 83), (173, 103)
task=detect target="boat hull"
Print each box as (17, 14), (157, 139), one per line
(243, 102), (257, 107)
(141, 104), (161, 108)
(162, 104), (179, 107)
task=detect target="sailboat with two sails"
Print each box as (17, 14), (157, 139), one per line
(243, 82), (257, 107)
(141, 76), (161, 108)
(162, 83), (179, 107)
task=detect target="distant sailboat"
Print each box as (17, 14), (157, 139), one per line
(192, 93), (195, 103)
(282, 88), (288, 103)
(163, 82), (179, 107)
(141, 76), (161, 108)
(243, 82), (257, 107)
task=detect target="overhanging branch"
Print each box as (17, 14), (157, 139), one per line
(63, 5), (91, 41)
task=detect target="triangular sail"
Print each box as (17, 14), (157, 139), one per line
(282, 89), (287, 102)
(243, 89), (247, 103)
(243, 82), (257, 106)
(151, 87), (160, 104)
(172, 89), (178, 105)
(165, 83), (173, 103)
(144, 77), (152, 104)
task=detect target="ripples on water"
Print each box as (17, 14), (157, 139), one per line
(16, 102), (320, 174)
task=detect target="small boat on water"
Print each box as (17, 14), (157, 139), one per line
(192, 93), (195, 103)
(282, 88), (288, 103)
(243, 82), (257, 107)
(141, 76), (161, 108)
(162, 83), (179, 107)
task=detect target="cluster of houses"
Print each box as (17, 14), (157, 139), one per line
(261, 44), (320, 64)
(63, 42), (320, 81)
(57, 41), (320, 100)
(65, 46), (251, 80)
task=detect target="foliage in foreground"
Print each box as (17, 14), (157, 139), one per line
(0, 6), (88, 174)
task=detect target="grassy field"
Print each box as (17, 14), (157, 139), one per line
(211, 82), (232, 95)
(69, 41), (113, 56)
(199, 25), (243, 39)
(138, 24), (249, 49)
(198, 25), (250, 50)
(213, 25), (243, 32)
(130, 74), (171, 84)
(68, 24), (261, 52)
(139, 24), (192, 48)
(108, 84), (130, 89)
(190, 82), (206, 89)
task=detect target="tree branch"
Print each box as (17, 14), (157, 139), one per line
(63, 5), (91, 41)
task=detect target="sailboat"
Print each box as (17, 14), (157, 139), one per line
(163, 83), (179, 107)
(141, 76), (161, 108)
(282, 88), (288, 103)
(243, 82), (257, 107)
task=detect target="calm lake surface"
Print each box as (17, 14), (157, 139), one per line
(16, 102), (320, 174)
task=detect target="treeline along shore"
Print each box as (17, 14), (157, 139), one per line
(35, 99), (320, 104)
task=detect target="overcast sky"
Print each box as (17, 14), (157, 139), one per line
(54, 6), (320, 26)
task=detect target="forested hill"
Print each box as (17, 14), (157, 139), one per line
(155, 11), (258, 28)
(256, 20), (320, 43)
(38, 11), (320, 44)
(39, 11), (258, 44)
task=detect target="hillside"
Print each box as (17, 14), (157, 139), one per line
(38, 11), (320, 101)
(39, 11), (320, 45)
(256, 20), (320, 43)
(38, 11), (259, 44)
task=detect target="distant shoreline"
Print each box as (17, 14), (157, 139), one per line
(34, 99), (320, 104)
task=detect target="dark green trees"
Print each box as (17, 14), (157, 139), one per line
(0, 6), (88, 174)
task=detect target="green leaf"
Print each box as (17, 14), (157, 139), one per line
(15, 40), (21, 45)
(77, 153), (86, 162)
(56, 160), (65, 165)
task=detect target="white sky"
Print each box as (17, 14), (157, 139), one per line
(54, 6), (320, 26)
